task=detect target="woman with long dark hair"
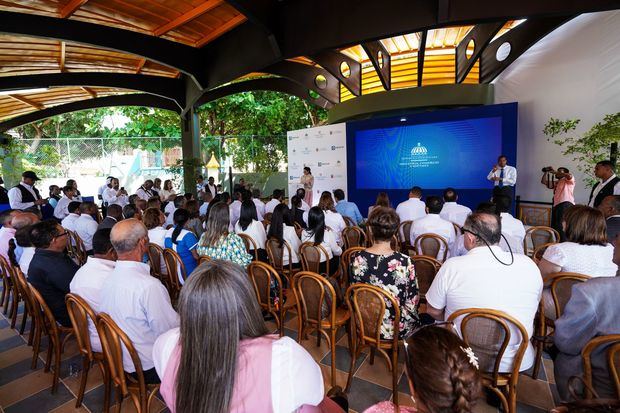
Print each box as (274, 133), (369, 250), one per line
(153, 260), (344, 413)
(368, 192), (391, 217)
(291, 195), (307, 229)
(197, 202), (252, 267)
(302, 206), (341, 275)
(235, 200), (267, 261)
(164, 208), (199, 278)
(266, 203), (301, 267)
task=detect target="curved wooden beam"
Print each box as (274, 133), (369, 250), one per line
(195, 77), (333, 109)
(0, 94), (181, 132)
(455, 22), (505, 83)
(261, 61), (339, 103)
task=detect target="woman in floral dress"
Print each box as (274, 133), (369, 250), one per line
(350, 207), (420, 339)
(197, 201), (252, 268)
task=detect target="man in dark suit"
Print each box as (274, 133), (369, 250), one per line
(588, 160), (620, 208)
(98, 204), (123, 231)
(597, 195), (620, 242)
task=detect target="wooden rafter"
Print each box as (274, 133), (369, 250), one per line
(59, 41), (66, 72)
(195, 14), (245, 47)
(60, 0), (90, 18)
(136, 58), (146, 74)
(8, 94), (45, 110)
(154, 0), (224, 37)
(81, 87), (97, 98)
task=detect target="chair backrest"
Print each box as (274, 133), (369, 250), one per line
(299, 242), (330, 275)
(343, 216), (355, 227)
(338, 247), (366, 290)
(295, 271), (337, 325)
(524, 226), (560, 256)
(581, 334), (620, 399)
(397, 220), (413, 243)
(198, 255), (211, 265)
(247, 261), (283, 315)
(414, 233), (449, 262)
(68, 230), (87, 265)
(29, 282), (63, 337)
(162, 248), (185, 299)
(266, 237), (293, 274)
(342, 226), (366, 250)
(411, 255), (442, 297)
(96, 313), (146, 398)
(448, 308), (529, 384)
(346, 283), (400, 346)
(146, 243), (164, 279)
(452, 223), (461, 236)
(237, 233), (259, 261)
(13, 266), (34, 318)
(546, 272), (590, 319)
(532, 242), (556, 263)
(66, 293), (98, 359)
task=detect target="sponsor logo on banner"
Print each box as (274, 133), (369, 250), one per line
(317, 162), (331, 167)
(301, 147), (311, 155)
(331, 145), (345, 151)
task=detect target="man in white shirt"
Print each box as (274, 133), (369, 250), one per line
(426, 212), (543, 373)
(97, 176), (113, 203)
(100, 219), (178, 383)
(165, 196), (185, 227)
(487, 155), (517, 208)
(494, 194), (526, 254)
(199, 191), (212, 218)
(252, 189), (266, 219)
(8, 171), (47, 211)
(265, 189), (284, 215)
(102, 178), (129, 207)
(53, 185), (78, 220)
(196, 175), (206, 193)
(395, 186), (426, 222)
(588, 160), (620, 208)
(410, 196), (456, 259)
(440, 188), (472, 227)
(75, 202), (99, 253)
(61, 201), (82, 232)
(229, 190), (243, 226)
(135, 179), (157, 201)
(69, 228), (117, 352)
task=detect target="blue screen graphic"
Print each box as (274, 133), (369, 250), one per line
(355, 117), (503, 190)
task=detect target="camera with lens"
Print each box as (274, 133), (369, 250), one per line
(541, 166), (554, 173)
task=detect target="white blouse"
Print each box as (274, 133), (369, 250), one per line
(235, 219), (267, 250)
(542, 242), (617, 278)
(153, 328), (324, 413)
(301, 229), (342, 261)
(268, 224), (302, 265)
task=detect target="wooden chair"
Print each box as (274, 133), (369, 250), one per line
(28, 283), (75, 393)
(146, 243), (167, 285)
(247, 261), (298, 337)
(162, 248), (187, 302)
(266, 238), (299, 285)
(342, 226), (366, 250)
(581, 334), (620, 399)
(237, 233), (259, 261)
(12, 267), (33, 341)
(294, 271), (352, 387)
(448, 308), (530, 413)
(410, 255), (442, 301)
(524, 226), (560, 257)
(96, 313), (160, 413)
(336, 246), (365, 291)
(68, 230), (88, 266)
(0, 255), (14, 315)
(414, 233), (449, 262)
(198, 255), (211, 265)
(397, 220), (413, 252)
(299, 242), (331, 276)
(345, 284), (401, 406)
(65, 293), (109, 409)
(452, 223), (461, 236)
(531, 272), (590, 378)
(532, 242), (555, 264)
(293, 222), (303, 238)
(343, 216), (356, 227)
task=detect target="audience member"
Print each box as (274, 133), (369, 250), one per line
(101, 219), (179, 384)
(28, 220), (79, 326)
(102, 178), (129, 207)
(66, 179), (82, 201)
(539, 205), (616, 279)
(229, 190), (243, 227)
(220, 191), (231, 205)
(0, 209), (20, 261)
(98, 204), (123, 230)
(160, 179), (176, 202)
(97, 176), (113, 203)
(69, 229), (117, 352)
(350, 207), (420, 339)
(410, 196), (456, 259)
(75, 202), (99, 253)
(184, 193), (194, 202)
(252, 188), (266, 218)
(154, 260), (340, 413)
(333, 189), (363, 225)
(152, 178), (162, 197)
(165, 195), (185, 227)
(588, 160), (620, 208)
(316, 191), (347, 246)
(235, 200), (267, 261)
(143, 207), (167, 275)
(184, 200), (203, 237)
(61, 201), (81, 232)
(9, 212), (39, 275)
(364, 326), (481, 413)
(395, 186), (426, 224)
(136, 199), (147, 212)
(197, 203), (252, 267)
(291, 195), (307, 229)
(554, 276), (620, 400)
(233, 177), (246, 193)
(440, 187), (472, 227)
(494, 194), (525, 254)
(53, 185), (78, 220)
(198, 191), (212, 218)
(147, 196), (161, 211)
(266, 203), (301, 267)
(196, 175), (206, 193)
(302, 206), (342, 275)
(289, 188), (310, 211)
(597, 195), (620, 242)
(8, 171), (46, 212)
(128, 194), (139, 206)
(165, 208), (199, 278)
(265, 189), (283, 214)
(136, 179), (157, 201)
(426, 212), (542, 372)
(123, 204), (142, 221)
(48, 185), (61, 209)
(206, 176), (217, 198)
(367, 192), (391, 217)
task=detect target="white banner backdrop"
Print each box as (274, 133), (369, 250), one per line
(287, 123), (347, 206)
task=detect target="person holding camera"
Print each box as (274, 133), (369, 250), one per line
(541, 166), (574, 240)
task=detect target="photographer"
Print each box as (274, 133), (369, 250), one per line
(541, 166), (574, 241)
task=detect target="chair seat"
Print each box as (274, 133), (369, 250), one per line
(482, 373), (510, 387)
(320, 307), (351, 327)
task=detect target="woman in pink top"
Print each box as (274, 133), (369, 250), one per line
(153, 259), (345, 413)
(364, 326), (482, 413)
(541, 167), (574, 241)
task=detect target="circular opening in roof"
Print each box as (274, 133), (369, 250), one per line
(308, 89), (320, 99)
(340, 61), (351, 78)
(496, 42), (511, 62)
(314, 74), (327, 90)
(377, 51), (384, 68)
(466, 39), (475, 58)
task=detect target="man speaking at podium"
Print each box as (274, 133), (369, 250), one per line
(488, 155), (517, 206)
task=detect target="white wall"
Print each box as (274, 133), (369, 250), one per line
(494, 11), (620, 204)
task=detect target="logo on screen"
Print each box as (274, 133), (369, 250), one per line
(411, 142), (428, 156)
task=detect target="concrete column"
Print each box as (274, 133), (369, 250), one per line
(180, 107), (201, 194)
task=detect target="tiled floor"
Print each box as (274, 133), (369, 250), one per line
(0, 302), (561, 413)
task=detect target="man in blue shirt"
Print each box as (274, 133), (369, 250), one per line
(333, 189), (363, 225)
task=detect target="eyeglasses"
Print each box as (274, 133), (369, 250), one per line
(54, 231), (69, 239)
